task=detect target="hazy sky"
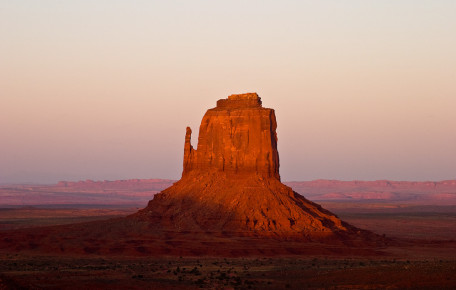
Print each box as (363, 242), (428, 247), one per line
(1, 1), (455, 183)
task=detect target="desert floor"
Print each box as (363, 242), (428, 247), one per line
(1, 204), (455, 289)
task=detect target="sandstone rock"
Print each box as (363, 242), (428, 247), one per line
(183, 93), (280, 180)
(137, 93), (367, 240)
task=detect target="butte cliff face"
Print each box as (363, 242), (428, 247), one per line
(183, 93), (279, 180)
(137, 93), (363, 240)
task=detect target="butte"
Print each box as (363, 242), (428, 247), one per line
(133, 93), (373, 243)
(0, 93), (383, 256)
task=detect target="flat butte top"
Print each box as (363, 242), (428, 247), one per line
(216, 93), (263, 109)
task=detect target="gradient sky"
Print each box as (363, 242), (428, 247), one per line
(1, 1), (455, 183)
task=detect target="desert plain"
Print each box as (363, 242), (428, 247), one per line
(1, 178), (455, 289)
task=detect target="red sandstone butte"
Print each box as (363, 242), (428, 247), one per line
(0, 93), (380, 257)
(135, 93), (367, 240)
(183, 93), (279, 179)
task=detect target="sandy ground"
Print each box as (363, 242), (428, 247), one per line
(1, 205), (455, 289)
(1, 255), (455, 289)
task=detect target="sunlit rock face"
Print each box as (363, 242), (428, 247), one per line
(138, 93), (370, 241)
(183, 93), (280, 180)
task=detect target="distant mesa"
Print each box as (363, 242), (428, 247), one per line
(4, 178), (455, 208)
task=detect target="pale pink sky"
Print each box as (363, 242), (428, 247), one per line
(1, 1), (455, 183)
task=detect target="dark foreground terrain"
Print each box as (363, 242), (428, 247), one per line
(1, 205), (456, 289)
(1, 255), (455, 289)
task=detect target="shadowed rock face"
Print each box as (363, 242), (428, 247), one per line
(183, 93), (280, 180)
(138, 93), (369, 240)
